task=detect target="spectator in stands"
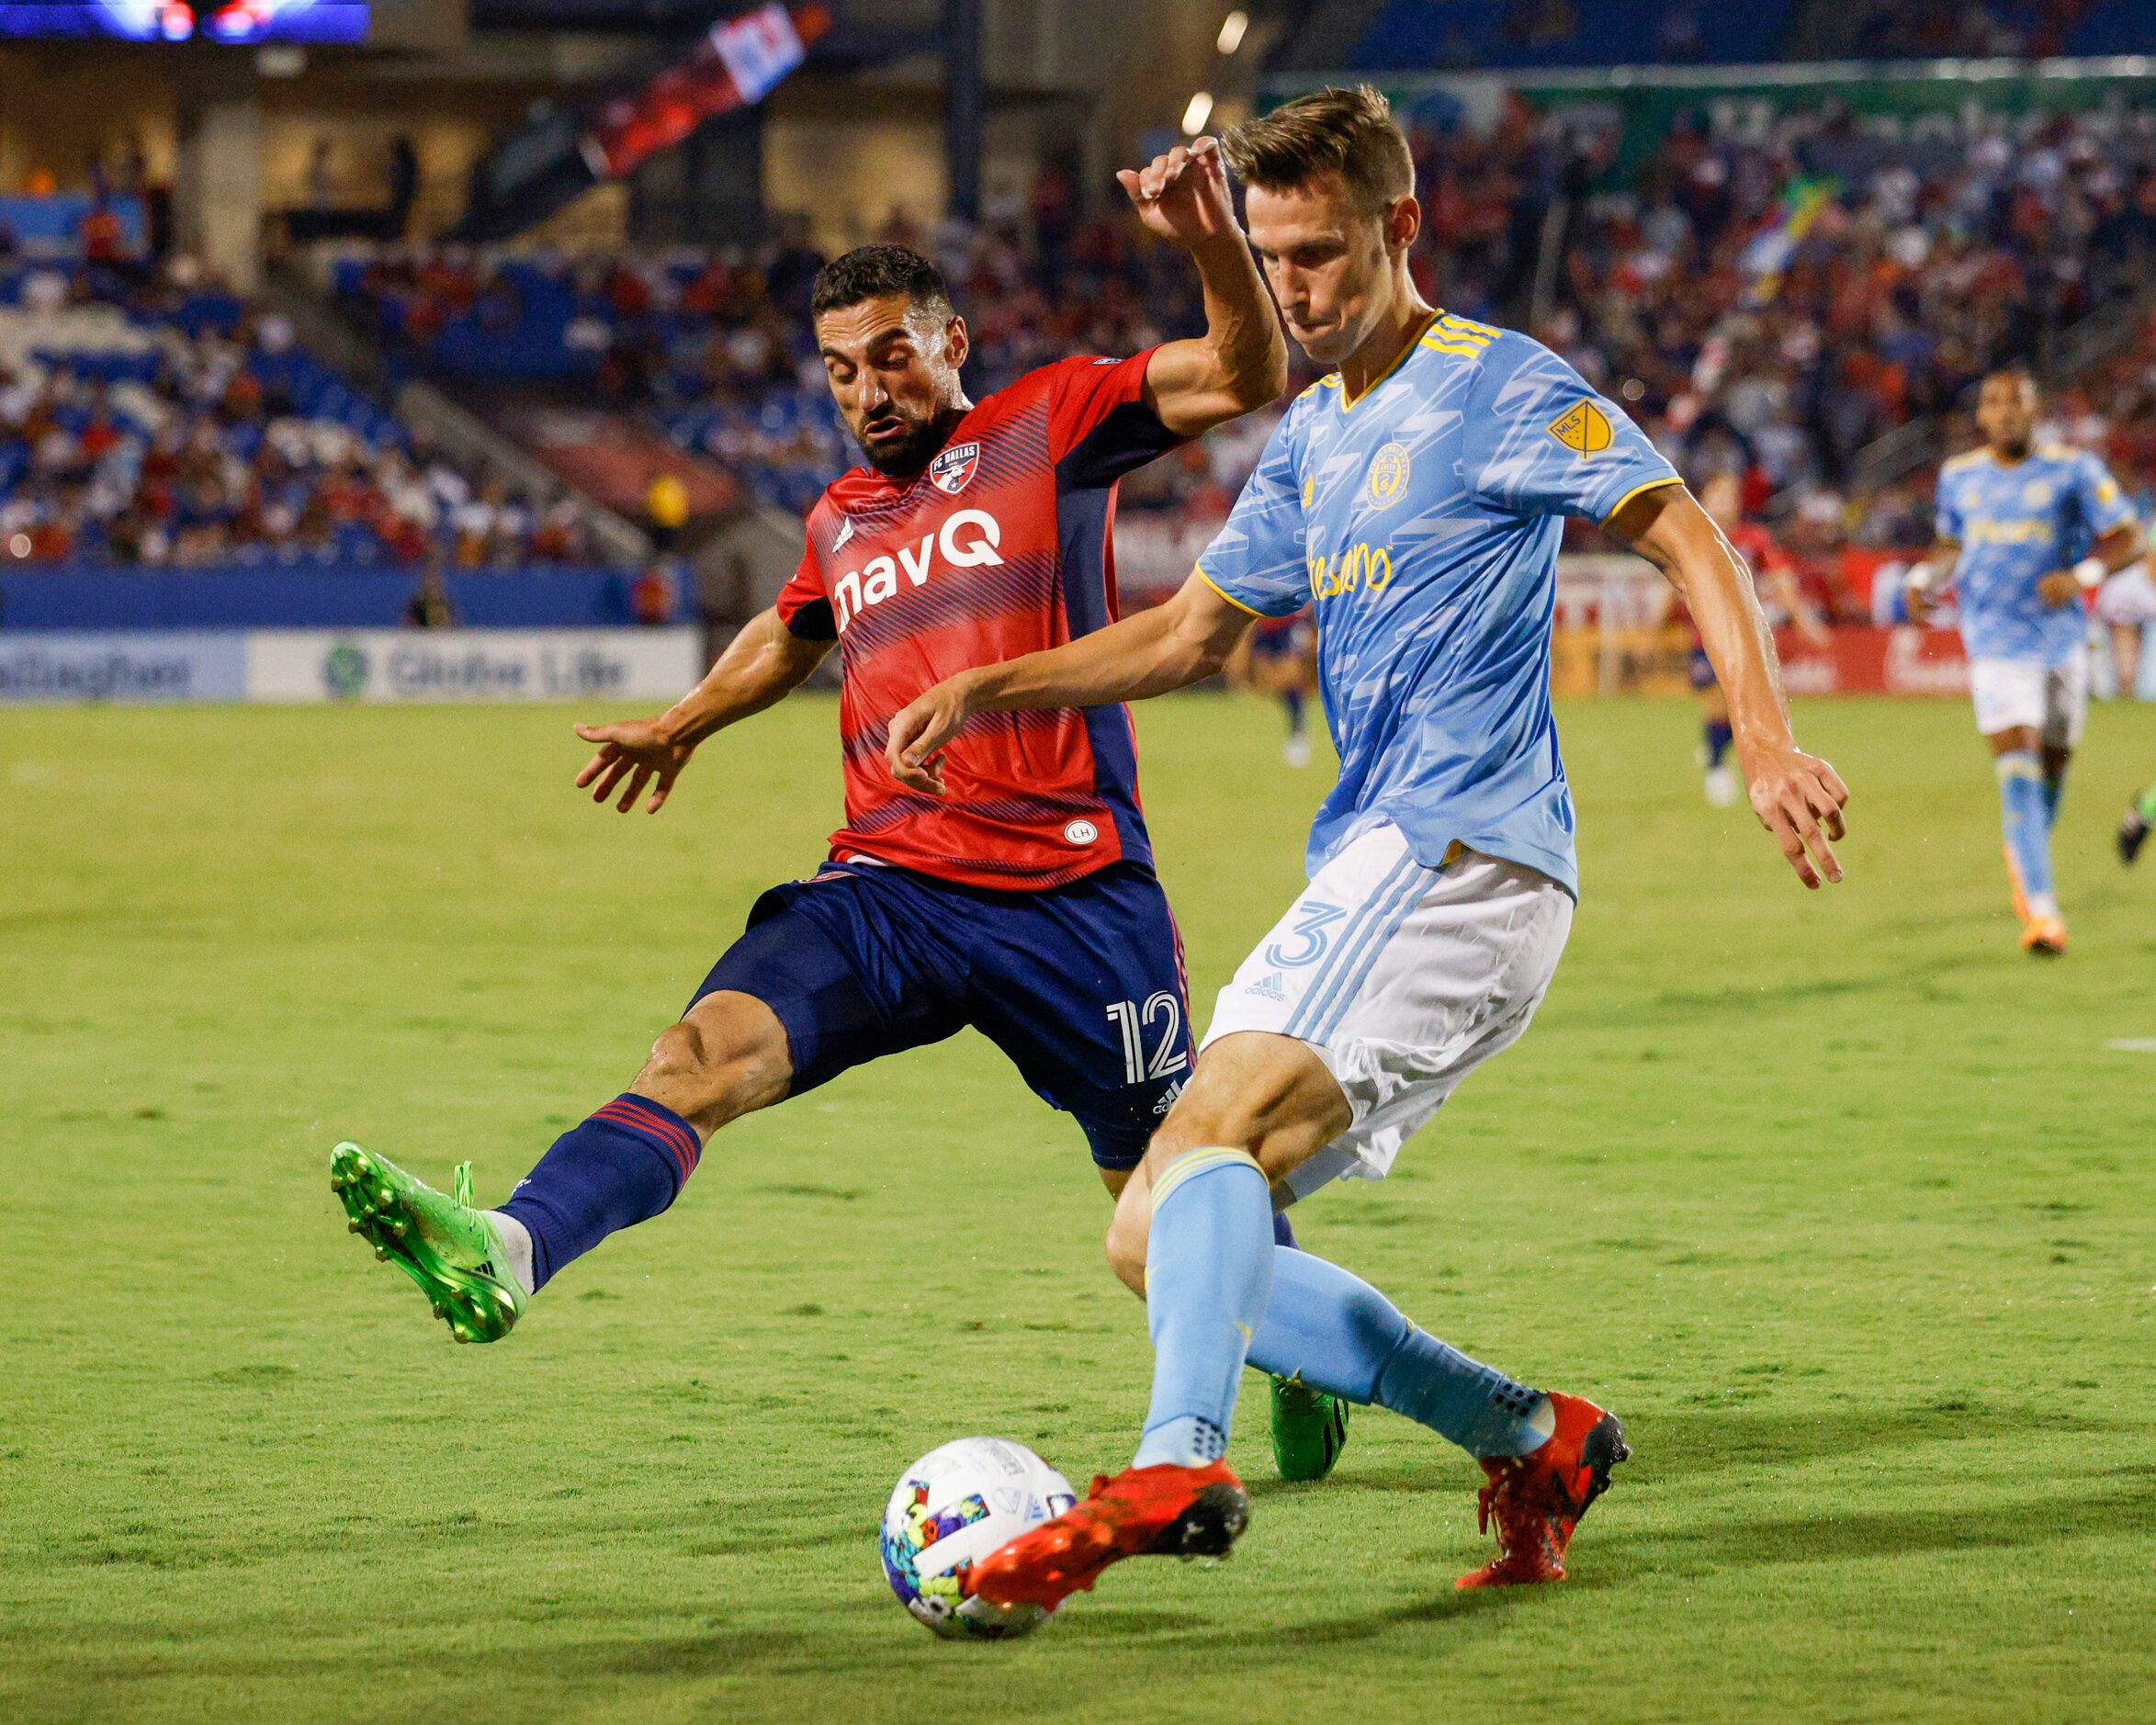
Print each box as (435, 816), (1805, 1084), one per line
(404, 554), (457, 628)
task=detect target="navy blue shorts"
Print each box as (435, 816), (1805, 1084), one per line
(692, 860), (1192, 1169)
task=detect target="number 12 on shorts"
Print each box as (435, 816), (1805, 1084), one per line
(1106, 993), (1190, 1086)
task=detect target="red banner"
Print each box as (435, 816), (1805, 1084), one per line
(1774, 626), (1969, 697)
(583, 4), (830, 182)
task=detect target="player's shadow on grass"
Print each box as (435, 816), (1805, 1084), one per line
(1254, 1399), (2125, 1505)
(1587, 1469), (2156, 1585)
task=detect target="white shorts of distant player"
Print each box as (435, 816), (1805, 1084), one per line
(1968, 647), (2089, 750)
(2094, 564), (2156, 627)
(1202, 819), (1572, 1204)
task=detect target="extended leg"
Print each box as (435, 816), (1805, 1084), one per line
(331, 988), (790, 1342)
(493, 989), (792, 1291)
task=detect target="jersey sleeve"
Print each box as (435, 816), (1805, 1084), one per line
(1462, 336), (1680, 522)
(1044, 352), (1185, 489)
(775, 539), (836, 639)
(2076, 451), (2136, 538)
(1194, 411), (1306, 618)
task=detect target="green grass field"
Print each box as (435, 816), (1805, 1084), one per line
(5, 693), (2155, 1723)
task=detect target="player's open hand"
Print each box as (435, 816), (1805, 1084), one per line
(885, 675), (977, 797)
(572, 716), (695, 814)
(1744, 743), (1850, 890)
(1117, 136), (1239, 251)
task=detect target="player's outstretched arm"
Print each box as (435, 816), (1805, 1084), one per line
(1120, 137), (1290, 438)
(886, 571), (1256, 795)
(573, 607), (832, 814)
(1609, 484), (1850, 889)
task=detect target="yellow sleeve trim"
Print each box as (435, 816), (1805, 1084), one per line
(1599, 475), (1685, 524)
(1438, 311), (1499, 341)
(1193, 564), (1269, 617)
(1420, 338), (1488, 358)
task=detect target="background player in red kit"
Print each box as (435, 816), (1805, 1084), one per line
(1690, 473), (1827, 806)
(326, 141), (1293, 1361)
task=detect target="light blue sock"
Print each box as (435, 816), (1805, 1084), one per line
(1133, 1149), (1275, 1470)
(1247, 1246), (1552, 1459)
(1997, 750), (2059, 916)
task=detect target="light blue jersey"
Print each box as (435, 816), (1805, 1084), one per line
(1936, 443), (2135, 665)
(1197, 311), (1679, 896)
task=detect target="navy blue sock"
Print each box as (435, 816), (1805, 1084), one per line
(1705, 718), (1733, 769)
(1272, 1209), (1298, 1250)
(1282, 687), (1306, 738)
(499, 1094), (700, 1291)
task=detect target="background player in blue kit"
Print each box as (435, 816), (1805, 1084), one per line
(1907, 369), (2143, 954)
(888, 85), (1848, 1600)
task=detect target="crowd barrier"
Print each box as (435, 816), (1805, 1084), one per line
(0, 627), (702, 705)
(0, 569), (638, 632)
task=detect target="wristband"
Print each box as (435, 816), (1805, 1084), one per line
(2073, 556), (2109, 592)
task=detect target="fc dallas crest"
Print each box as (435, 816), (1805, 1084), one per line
(929, 441), (981, 495)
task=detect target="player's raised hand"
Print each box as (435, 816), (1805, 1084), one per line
(885, 675), (977, 797)
(1117, 135), (1239, 250)
(1744, 744), (1850, 890)
(572, 716), (696, 815)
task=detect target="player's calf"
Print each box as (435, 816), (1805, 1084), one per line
(333, 991), (795, 1337)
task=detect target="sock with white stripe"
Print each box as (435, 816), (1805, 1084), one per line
(1247, 1246), (1553, 1458)
(1132, 1148), (1275, 1471)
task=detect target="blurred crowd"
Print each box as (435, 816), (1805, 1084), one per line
(1421, 100), (2156, 573)
(321, 96), (2156, 607)
(0, 262), (597, 569)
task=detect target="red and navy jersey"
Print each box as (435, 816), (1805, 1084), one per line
(776, 352), (1182, 891)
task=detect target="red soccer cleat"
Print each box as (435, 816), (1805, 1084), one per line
(1456, 1390), (1631, 1589)
(969, 1459), (1248, 1609)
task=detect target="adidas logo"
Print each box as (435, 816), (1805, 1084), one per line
(832, 517), (855, 553)
(1247, 973), (1287, 1002)
(1152, 1077), (1187, 1118)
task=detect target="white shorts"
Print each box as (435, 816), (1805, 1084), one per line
(1202, 820), (1573, 1202)
(1970, 649), (2087, 749)
(2094, 565), (2156, 627)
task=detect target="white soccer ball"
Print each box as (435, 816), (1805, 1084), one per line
(878, 1437), (1077, 1640)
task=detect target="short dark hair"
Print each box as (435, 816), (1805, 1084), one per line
(810, 244), (954, 321)
(1222, 85), (1416, 218)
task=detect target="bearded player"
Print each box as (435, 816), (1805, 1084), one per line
(888, 86), (1849, 1596)
(1907, 368), (2142, 955)
(324, 141), (1367, 1471)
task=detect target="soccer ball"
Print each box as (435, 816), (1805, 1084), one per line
(879, 1437), (1077, 1640)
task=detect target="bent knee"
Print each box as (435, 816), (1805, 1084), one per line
(1103, 1211), (1148, 1298)
(637, 999), (790, 1126)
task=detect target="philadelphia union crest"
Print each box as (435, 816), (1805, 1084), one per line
(929, 442), (981, 495)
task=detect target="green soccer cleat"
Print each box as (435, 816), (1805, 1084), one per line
(329, 1142), (526, 1344)
(1270, 1373), (1351, 1482)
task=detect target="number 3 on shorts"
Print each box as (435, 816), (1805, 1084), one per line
(1265, 901), (1346, 970)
